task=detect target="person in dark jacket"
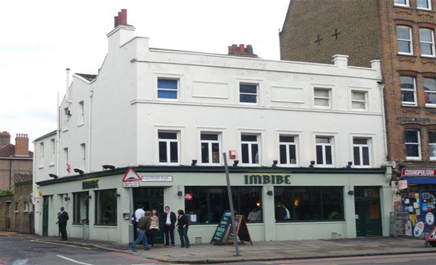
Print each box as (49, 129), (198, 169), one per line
(130, 211), (151, 251)
(275, 202), (286, 222)
(57, 207), (69, 241)
(177, 209), (190, 248)
(161, 206), (176, 246)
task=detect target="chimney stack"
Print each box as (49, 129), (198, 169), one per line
(228, 44), (258, 58)
(0, 131), (11, 148)
(15, 134), (29, 156)
(114, 9), (128, 28)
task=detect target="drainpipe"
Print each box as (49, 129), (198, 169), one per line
(88, 87), (94, 172)
(378, 83), (388, 161)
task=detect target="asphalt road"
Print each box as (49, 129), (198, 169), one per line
(0, 236), (163, 265)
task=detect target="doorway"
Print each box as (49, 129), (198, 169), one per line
(42, 196), (49, 237)
(355, 187), (382, 237)
(133, 187), (164, 244)
(6, 202), (11, 230)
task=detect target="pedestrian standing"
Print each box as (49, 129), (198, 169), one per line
(57, 207), (69, 241)
(161, 206), (176, 246)
(148, 209), (159, 247)
(135, 204), (145, 222)
(177, 209), (190, 248)
(130, 211), (151, 252)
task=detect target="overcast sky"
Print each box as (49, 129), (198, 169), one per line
(0, 0), (290, 150)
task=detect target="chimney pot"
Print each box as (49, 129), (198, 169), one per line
(114, 16), (119, 28)
(239, 44), (245, 53)
(119, 9), (127, 25)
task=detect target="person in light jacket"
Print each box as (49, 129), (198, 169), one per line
(148, 209), (160, 247)
(177, 209), (190, 248)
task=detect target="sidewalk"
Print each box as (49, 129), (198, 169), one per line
(1, 232), (435, 264)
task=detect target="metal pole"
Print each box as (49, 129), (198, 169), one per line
(223, 152), (240, 256)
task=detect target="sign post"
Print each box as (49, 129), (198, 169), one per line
(223, 152), (240, 256)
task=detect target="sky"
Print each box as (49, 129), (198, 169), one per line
(0, 0), (290, 150)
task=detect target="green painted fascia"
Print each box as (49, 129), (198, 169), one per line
(36, 166), (387, 186)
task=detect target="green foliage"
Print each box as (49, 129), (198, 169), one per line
(0, 189), (13, 196)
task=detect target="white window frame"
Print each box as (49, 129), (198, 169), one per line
(394, 0), (409, 7)
(314, 88), (331, 108)
(39, 142), (44, 168)
(401, 76), (417, 106)
(279, 135), (298, 166)
(50, 138), (55, 166)
(157, 78), (179, 100)
(424, 77), (436, 107)
(64, 147), (69, 174)
(241, 134), (261, 166)
(315, 136), (334, 167)
(351, 90), (368, 110)
(397, 26), (414, 55)
(405, 130), (421, 160)
(352, 138), (371, 168)
(419, 28), (435, 57)
(417, 0), (432, 10)
(63, 107), (70, 130)
(239, 83), (259, 104)
(429, 131), (436, 160)
(200, 133), (221, 165)
(81, 143), (86, 171)
(158, 131), (180, 165)
(78, 101), (85, 125)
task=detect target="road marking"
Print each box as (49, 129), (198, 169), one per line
(12, 259), (29, 265)
(56, 255), (93, 265)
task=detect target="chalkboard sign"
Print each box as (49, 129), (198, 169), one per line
(210, 211), (232, 245)
(227, 215), (253, 245)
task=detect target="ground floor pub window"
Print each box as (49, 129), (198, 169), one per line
(274, 187), (343, 222)
(95, 189), (117, 225)
(185, 186), (262, 224)
(73, 192), (89, 224)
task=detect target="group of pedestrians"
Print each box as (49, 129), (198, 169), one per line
(130, 205), (190, 252)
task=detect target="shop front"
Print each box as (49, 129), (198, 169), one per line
(35, 166), (392, 244)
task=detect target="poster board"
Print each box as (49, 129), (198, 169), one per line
(227, 215), (253, 245)
(210, 211), (232, 245)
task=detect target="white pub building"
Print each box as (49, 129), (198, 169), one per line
(33, 10), (392, 244)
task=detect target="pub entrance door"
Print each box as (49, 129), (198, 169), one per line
(42, 196), (49, 236)
(355, 187), (382, 237)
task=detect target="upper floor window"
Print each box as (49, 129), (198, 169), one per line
(424, 78), (436, 106)
(64, 148), (69, 173)
(50, 139), (55, 166)
(405, 130), (421, 160)
(240, 84), (258, 104)
(429, 131), (436, 160)
(351, 91), (367, 110)
(314, 88), (331, 108)
(158, 79), (178, 100)
(394, 0), (409, 7)
(158, 132), (179, 164)
(417, 0), (432, 10)
(201, 133), (220, 165)
(419, 29), (435, 57)
(353, 138), (371, 167)
(63, 107), (70, 129)
(241, 134), (260, 165)
(400, 76), (417, 106)
(78, 101), (85, 125)
(81, 143), (86, 170)
(40, 142), (44, 158)
(279, 135), (298, 166)
(397, 26), (413, 55)
(316, 136), (334, 166)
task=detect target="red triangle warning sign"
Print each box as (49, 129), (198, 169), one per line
(427, 226), (436, 242)
(122, 168), (141, 182)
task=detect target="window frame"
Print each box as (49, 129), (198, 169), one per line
(313, 88), (331, 108)
(94, 189), (118, 226)
(50, 138), (55, 166)
(315, 136), (334, 167)
(417, 0), (432, 10)
(73, 192), (89, 225)
(400, 76), (417, 106)
(157, 78), (179, 100)
(352, 138), (372, 168)
(351, 90), (368, 111)
(279, 135), (299, 166)
(81, 143), (86, 170)
(241, 134), (261, 166)
(419, 28), (435, 57)
(405, 130), (422, 160)
(429, 131), (436, 160)
(63, 147), (69, 174)
(239, 83), (259, 104)
(397, 26), (414, 55)
(158, 131), (180, 165)
(394, 0), (410, 7)
(424, 77), (436, 107)
(200, 133), (221, 165)
(78, 101), (85, 125)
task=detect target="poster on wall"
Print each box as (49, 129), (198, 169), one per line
(405, 220), (412, 237)
(414, 221), (425, 237)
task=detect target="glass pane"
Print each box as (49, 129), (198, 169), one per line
(421, 43), (433, 55)
(352, 102), (365, 109)
(395, 0), (407, 5)
(158, 132), (177, 139)
(425, 92), (436, 104)
(419, 29), (432, 42)
(201, 134), (218, 141)
(417, 0), (429, 8)
(424, 78), (436, 91)
(201, 142), (209, 163)
(289, 145), (296, 164)
(405, 131), (418, 143)
(293, 187), (321, 221)
(158, 90), (177, 99)
(400, 76), (415, 89)
(280, 136), (294, 143)
(316, 145), (323, 164)
(240, 94), (257, 103)
(364, 201), (380, 220)
(158, 79), (177, 89)
(279, 145), (287, 164)
(159, 142), (167, 162)
(251, 144), (259, 164)
(398, 41), (411, 53)
(430, 144), (436, 158)
(325, 146), (333, 164)
(242, 135), (257, 142)
(362, 147), (370, 165)
(240, 84), (257, 93)
(429, 132), (436, 143)
(352, 91), (365, 100)
(315, 98), (329, 106)
(354, 147), (361, 166)
(353, 138), (367, 145)
(212, 143), (220, 163)
(239, 187), (262, 223)
(96, 190), (117, 225)
(401, 91), (415, 103)
(314, 89), (329, 97)
(406, 145), (419, 157)
(242, 144), (249, 163)
(170, 142), (178, 163)
(323, 187), (343, 220)
(316, 137), (330, 144)
(397, 27), (411, 40)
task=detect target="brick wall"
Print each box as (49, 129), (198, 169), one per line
(0, 182), (34, 233)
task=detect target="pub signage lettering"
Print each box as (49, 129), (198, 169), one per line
(82, 178), (99, 190)
(244, 174), (291, 185)
(401, 168), (436, 177)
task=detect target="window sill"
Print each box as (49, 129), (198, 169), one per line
(397, 53), (415, 57)
(62, 129), (69, 133)
(276, 219), (345, 223)
(38, 166), (44, 169)
(77, 123), (84, 128)
(93, 224), (118, 227)
(49, 164), (55, 167)
(425, 104), (436, 108)
(402, 104), (418, 107)
(72, 223), (88, 226)
(406, 157), (422, 161)
(393, 4), (411, 9)
(421, 55), (436, 58)
(278, 164), (299, 167)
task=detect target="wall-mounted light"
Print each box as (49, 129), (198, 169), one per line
(267, 191), (273, 196)
(348, 190), (354, 195)
(177, 191), (183, 197)
(191, 160), (197, 167)
(85, 195), (92, 200)
(346, 161), (352, 168)
(74, 168), (84, 175)
(233, 160), (239, 167)
(113, 192), (120, 199)
(64, 194), (71, 201)
(272, 160), (278, 167)
(309, 161), (315, 168)
(49, 174), (58, 179)
(102, 165), (115, 170)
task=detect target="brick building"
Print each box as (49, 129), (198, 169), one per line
(280, 0), (436, 231)
(0, 132), (34, 233)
